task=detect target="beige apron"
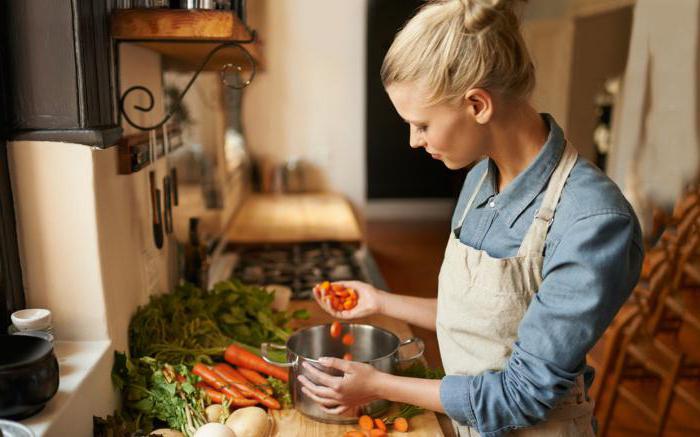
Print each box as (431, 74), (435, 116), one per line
(436, 144), (595, 436)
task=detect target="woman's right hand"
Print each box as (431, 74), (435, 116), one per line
(313, 280), (386, 320)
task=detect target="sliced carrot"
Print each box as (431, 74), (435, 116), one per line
(330, 321), (342, 338)
(224, 343), (289, 382)
(359, 415), (374, 431)
(342, 333), (355, 346)
(342, 353), (353, 361)
(343, 432), (365, 437)
(374, 418), (387, 431)
(369, 429), (387, 437)
(394, 417), (409, 432)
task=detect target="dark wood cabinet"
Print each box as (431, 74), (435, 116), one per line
(2, 0), (121, 147)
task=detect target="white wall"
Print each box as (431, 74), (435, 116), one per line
(243, 0), (367, 211)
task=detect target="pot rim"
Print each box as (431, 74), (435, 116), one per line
(286, 323), (403, 364)
(0, 335), (54, 372)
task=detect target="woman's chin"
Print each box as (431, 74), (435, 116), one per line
(442, 158), (467, 170)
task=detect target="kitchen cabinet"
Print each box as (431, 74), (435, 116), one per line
(2, 0), (121, 147)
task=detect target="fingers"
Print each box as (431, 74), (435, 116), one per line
(303, 362), (342, 388)
(321, 404), (350, 415)
(300, 386), (340, 407)
(319, 357), (352, 372)
(297, 375), (340, 399)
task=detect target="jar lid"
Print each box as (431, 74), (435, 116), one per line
(11, 309), (52, 332)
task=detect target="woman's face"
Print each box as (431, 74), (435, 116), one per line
(386, 82), (488, 170)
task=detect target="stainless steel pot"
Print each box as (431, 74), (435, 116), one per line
(261, 323), (424, 424)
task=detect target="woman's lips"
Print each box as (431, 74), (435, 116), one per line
(430, 152), (442, 159)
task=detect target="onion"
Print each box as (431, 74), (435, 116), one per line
(225, 407), (270, 437)
(194, 422), (237, 437)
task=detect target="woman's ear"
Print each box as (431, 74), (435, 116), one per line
(464, 89), (493, 124)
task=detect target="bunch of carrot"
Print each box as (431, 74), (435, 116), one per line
(315, 281), (358, 312)
(192, 343), (288, 409)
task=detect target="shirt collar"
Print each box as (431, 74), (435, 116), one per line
(475, 114), (566, 227)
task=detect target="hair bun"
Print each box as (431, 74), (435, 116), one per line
(458, 0), (526, 34)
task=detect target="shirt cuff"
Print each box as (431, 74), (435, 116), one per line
(440, 375), (478, 426)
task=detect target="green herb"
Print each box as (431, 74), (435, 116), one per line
(111, 352), (207, 437)
(384, 404), (425, 424)
(397, 362), (445, 380)
(268, 376), (292, 408)
(93, 411), (147, 437)
(129, 280), (308, 365)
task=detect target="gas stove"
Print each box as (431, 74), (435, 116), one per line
(228, 242), (368, 299)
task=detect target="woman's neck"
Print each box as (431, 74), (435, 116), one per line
(486, 104), (549, 193)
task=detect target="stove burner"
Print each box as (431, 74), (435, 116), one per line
(230, 242), (365, 299)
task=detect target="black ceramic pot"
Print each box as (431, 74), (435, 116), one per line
(0, 335), (59, 420)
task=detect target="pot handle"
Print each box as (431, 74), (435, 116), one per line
(397, 337), (425, 363)
(261, 342), (297, 368)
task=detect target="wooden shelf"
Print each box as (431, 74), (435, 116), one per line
(111, 9), (263, 71)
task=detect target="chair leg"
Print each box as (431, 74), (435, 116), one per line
(653, 352), (683, 437)
(599, 341), (631, 436)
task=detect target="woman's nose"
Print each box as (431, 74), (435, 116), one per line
(409, 128), (425, 149)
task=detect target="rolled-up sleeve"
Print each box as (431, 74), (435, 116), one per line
(439, 211), (643, 436)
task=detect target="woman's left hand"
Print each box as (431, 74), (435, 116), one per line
(297, 357), (383, 414)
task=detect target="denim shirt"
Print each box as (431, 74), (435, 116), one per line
(439, 114), (644, 436)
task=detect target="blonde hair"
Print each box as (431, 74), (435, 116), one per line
(381, 0), (535, 105)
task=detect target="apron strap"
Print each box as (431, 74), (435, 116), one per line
(517, 143), (578, 257)
(456, 167), (489, 229)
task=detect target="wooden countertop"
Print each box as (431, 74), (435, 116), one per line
(270, 300), (447, 437)
(225, 193), (363, 244)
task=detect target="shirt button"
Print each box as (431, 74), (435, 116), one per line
(489, 201), (495, 208)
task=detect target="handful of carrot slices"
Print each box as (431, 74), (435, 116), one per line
(314, 281), (358, 312)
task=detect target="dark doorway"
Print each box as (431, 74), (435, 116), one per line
(366, 0), (467, 199)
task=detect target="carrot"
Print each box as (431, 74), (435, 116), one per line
(359, 415), (374, 431)
(370, 429), (387, 437)
(192, 362), (227, 390)
(342, 353), (353, 361)
(213, 363), (281, 410)
(342, 333), (355, 346)
(374, 418), (387, 431)
(330, 321), (342, 338)
(196, 379), (257, 407)
(343, 432), (365, 437)
(225, 343), (289, 382)
(237, 367), (274, 395)
(394, 417), (409, 432)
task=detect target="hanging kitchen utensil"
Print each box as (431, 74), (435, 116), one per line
(149, 131), (164, 249)
(162, 125), (174, 234)
(163, 123), (178, 206)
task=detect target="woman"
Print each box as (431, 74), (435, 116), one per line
(299, 0), (643, 435)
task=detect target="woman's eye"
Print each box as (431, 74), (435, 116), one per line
(417, 125), (427, 133)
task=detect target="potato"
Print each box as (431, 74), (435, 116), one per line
(225, 406), (270, 437)
(195, 423), (237, 437)
(150, 430), (185, 437)
(206, 404), (226, 423)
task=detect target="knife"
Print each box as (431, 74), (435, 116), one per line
(163, 175), (173, 234)
(150, 170), (164, 249)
